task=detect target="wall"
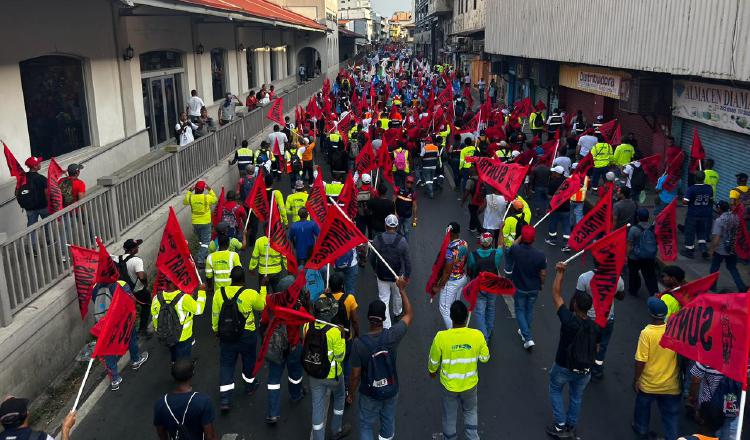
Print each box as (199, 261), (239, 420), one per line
(451, 0), (484, 35)
(485, 0), (750, 82)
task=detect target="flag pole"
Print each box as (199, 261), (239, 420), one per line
(736, 389), (746, 440)
(315, 318), (350, 332)
(533, 211), (551, 228)
(562, 249), (585, 265)
(326, 264), (330, 289)
(243, 208), (254, 233)
(72, 357), (94, 411)
(265, 195), (274, 269)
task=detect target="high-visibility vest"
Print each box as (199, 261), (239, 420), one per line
(205, 250), (241, 288)
(236, 147), (253, 166)
(151, 289), (207, 342)
(325, 182), (344, 197)
(592, 142), (612, 168)
(249, 236), (284, 275)
(183, 190), (217, 225)
(428, 327), (490, 392)
(285, 192), (309, 223)
(459, 146), (476, 169)
(422, 144), (439, 169)
(211, 285), (266, 332)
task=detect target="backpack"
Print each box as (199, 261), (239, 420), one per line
(221, 205), (239, 229)
(632, 224), (658, 259)
(266, 322), (289, 364)
(0, 430), (48, 440)
(217, 287), (246, 342)
(256, 150), (270, 165)
(238, 176), (254, 202)
(565, 318), (597, 371)
(325, 291), (351, 331)
(115, 255), (137, 290)
(630, 165), (647, 192)
(702, 375), (742, 422)
(733, 187), (750, 220)
(163, 392), (197, 440)
(156, 292), (185, 347)
(533, 112), (544, 129)
(92, 284), (115, 322)
(360, 331), (399, 400)
(290, 151), (303, 172)
(330, 148), (348, 173)
(302, 324), (332, 379)
(305, 268), (325, 302)
(59, 178), (75, 207)
(16, 180), (40, 210)
(394, 150), (407, 171)
(375, 234), (403, 277)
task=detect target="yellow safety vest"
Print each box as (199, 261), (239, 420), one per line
(151, 289), (207, 342)
(205, 250), (242, 288)
(236, 147), (253, 166)
(460, 146), (476, 169)
(592, 142), (613, 168)
(211, 285), (267, 332)
(285, 192), (309, 223)
(183, 190), (217, 225)
(428, 327), (490, 392)
(326, 182), (344, 197)
(249, 236), (285, 275)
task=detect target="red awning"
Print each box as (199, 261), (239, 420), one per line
(180, 0), (325, 31)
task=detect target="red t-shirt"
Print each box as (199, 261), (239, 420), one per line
(59, 177), (86, 204)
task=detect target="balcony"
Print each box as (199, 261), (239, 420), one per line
(427, 0), (452, 17)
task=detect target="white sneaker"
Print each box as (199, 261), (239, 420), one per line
(545, 239), (557, 246)
(523, 340), (535, 350)
(130, 351), (149, 370)
(110, 376), (123, 391)
(517, 329), (525, 343)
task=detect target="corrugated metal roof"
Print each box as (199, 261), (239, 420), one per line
(179, 0), (326, 30)
(485, 0), (750, 82)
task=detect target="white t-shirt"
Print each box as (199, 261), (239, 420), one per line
(552, 156), (572, 176)
(622, 162), (640, 188)
(112, 254), (146, 291)
(187, 96), (205, 117)
(267, 132), (289, 155)
(482, 194), (507, 230)
(576, 270), (624, 320)
(577, 135), (598, 157)
(176, 122), (198, 146)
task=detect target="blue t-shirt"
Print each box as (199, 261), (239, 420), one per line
(153, 392), (214, 439)
(507, 243), (547, 291)
(684, 183), (713, 217)
(656, 175), (678, 204)
(289, 220), (320, 261)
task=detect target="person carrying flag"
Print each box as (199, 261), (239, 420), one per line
(432, 222), (469, 329)
(466, 232), (503, 343)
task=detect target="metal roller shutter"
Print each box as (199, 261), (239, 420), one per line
(678, 118), (750, 201)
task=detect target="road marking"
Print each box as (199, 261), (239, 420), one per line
(503, 295), (515, 318)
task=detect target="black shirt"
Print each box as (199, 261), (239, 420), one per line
(153, 391), (214, 439)
(367, 198), (395, 232)
(554, 305), (599, 370)
(24, 171), (48, 210)
(547, 175), (570, 212)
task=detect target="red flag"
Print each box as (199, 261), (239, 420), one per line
(91, 285), (137, 357)
(155, 207), (200, 293)
(426, 227), (452, 298)
(338, 173), (359, 220)
(637, 154), (662, 184)
(689, 127), (705, 172)
(3, 142), (26, 190)
(460, 111), (480, 134)
(663, 272), (719, 307)
(338, 111), (354, 132)
(69, 245), (99, 319)
(463, 272), (516, 310)
(587, 226), (627, 327)
(378, 141), (395, 187)
(268, 200), (298, 274)
(266, 270), (307, 309)
(305, 204), (368, 270)
(734, 203), (750, 260)
(655, 198), (678, 262)
(212, 187), (226, 229)
(567, 182), (613, 251)
(573, 153), (593, 177)
(436, 85), (453, 106)
(549, 174), (584, 213)
(473, 157), (528, 201)
(306, 171), (328, 226)
(95, 237), (119, 284)
(253, 305), (316, 376)
(152, 270), (170, 298)
(462, 86), (474, 109)
(246, 171), (269, 223)
(355, 140), (376, 175)
(306, 97), (322, 119)
(661, 150), (684, 192)
(323, 78), (331, 96)
(534, 99), (546, 111)
(598, 120), (620, 145)
(272, 137), (282, 158)
(266, 98), (285, 126)
(47, 158), (65, 214)
(512, 97), (534, 118)
(660, 292), (750, 387)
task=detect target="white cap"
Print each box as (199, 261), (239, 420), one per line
(499, 141), (508, 147)
(551, 166), (565, 175)
(385, 214), (399, 228)
(511, 150), (521, 158)
(362, 173), (372, 183)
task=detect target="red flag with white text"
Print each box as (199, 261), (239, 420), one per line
(69, 245), (99, 319)
(91, 285), (137, 357)
(587, 226), (627, 327)
(306, 171), (328, 227)
(155, 207), (200, 293)
(655, 198), (678, 262)
(472, 157), (528, 201)
(268, 200), (298, 274)
(266, 98), (285, 126)
(567, 182), (613, 251)
(304, 204), (368, 270)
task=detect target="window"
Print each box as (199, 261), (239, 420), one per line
(270, 50), (278, 81)
(20, 55), (90, 157)
(246, 50), (255, 89)
(210, 49), (226, 101)
(139, 51), (182, 71)
(474, 0), (476, 9)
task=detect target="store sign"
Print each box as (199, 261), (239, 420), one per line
(673, 79), (750, 135)
(577, 71), (621, 97)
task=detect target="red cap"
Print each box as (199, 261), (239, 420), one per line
(520, 225), (536, 244)
(194, 180), (206, 192)
(406, 175), (415, 183)
(24, 157), (42, 168)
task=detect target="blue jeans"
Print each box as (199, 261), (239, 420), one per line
(717, 416), (739, 439)
(422, 168), (436, 197)
(684, 216), (711, 250)
(193, 223), (212, 265)
(169, 337), (193, 363)
(26, 208), (49, 247)
(310, 376), (345, 439)
(548, 211), (571, 242)
(397, 216), (412, 241)
(359, 393), (398, 440)
(592, 319), (614, 375)
(335, 264), (359, 295)
(473, 292), (496, 342)
(514, 289), (539, 342)
(632, 391), (680, 440)
(533, 188), (548, 216)
(548, 363), (591, 428)
(441, 386), (479, 440)
(219, 330), (257, 402)
(570, 202), (584, 225)
(267, 344), (304, 417)
(104, 326), (140, 381)
(710, 253), (748, 292)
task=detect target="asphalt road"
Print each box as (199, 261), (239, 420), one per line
(73, 171), (719, 440)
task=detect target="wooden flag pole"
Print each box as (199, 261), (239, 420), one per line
(72, 358), (94, 411)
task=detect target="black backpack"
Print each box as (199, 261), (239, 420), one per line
(156, 292), (185, 347)
(302, 324), (332, 379)
(325, 291), (351, 331)
(533, 112), (545, 129)
(630, 165), (647, 192)
(701, 375), (742, 423)
(59, 177), (75, 207)
(0, 430), (48, 440)
(375, 234), (403, 277)
(238, 176), (254, 203)
(289, 151), (303, 172)
(163, 392), (197, 440)
(330, 148), (348, 173)
(513, 213), (528, 238)
(565, 318), (597, 371)
(16, 180), (41, 210)
(115, 255), (137, 290)
(217, 287), (246, 342)
(360, 331), (399, 400)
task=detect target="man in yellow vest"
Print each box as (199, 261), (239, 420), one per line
(229, 140), (254, 173)
(325, 176), (345, 199)
(590, 134), (613, 191)
(206, 235), (242, 290)
(151, 278), (207, 362)
(183, 180), (217, 268)
(428, 301), (489, 440)
(285, 180), (309, 223)
(212, 266), (267, 411)
(420, 137), (440, 198)
(265, 174), (288, 226)
(249, 232), (286, 291)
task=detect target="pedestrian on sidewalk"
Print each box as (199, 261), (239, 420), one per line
(467, 232), (503, 343)
(211, 267), (266, 411)
(183, 180), (217, 269)
(627, 209), (660, 297)
(433, 222), (469, 329)
(632, 297), (681, 440)
(153, 359), (217, 440)
(114, 239), (150, 338)
(546, 166), (571, 250)
(546, 262), (597, 439)
(369, 215), (411, 329)
(428, 301), (490, 440)
(681, 171), (713, 259)
(508, 225), (547, 349)
(708, 201), (747, 292)
(151, 277), (206, 362)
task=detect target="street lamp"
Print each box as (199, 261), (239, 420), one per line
(195, 43), (205, 55)
(122, 45), (134, 61)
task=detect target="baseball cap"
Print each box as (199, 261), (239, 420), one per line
(0, 397), (29, 427)
(361, 173), (372, 184)
(215, 222), (229, 235)
(385, 214), (399, 228)
(367, 299), (387, 323)
(195, 180), (206, 192)
(406, 175), (415, 183)
(294, 180), (305, 190)
(571, 162), (579, 170)
(511, 150), (521, 158)
(24, 157), (42, 168)
(737, 172), (748, 180)
(67, 163), (84, 174)
(313, 296), (339, 321)
(520, 225), (536, 244)
(551, 165), (564, 174)
(479, 232), (493, 246)
(123, 238), (143, 252)
(647, 297), (667, 319)
(499, 141), (508, 147)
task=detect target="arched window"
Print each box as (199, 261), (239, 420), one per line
(20, 55), (90, 157)
(211, 49), (226, 101)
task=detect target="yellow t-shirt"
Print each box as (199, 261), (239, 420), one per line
(729, 185), (749, 201)
(635, 324), (680, 395)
